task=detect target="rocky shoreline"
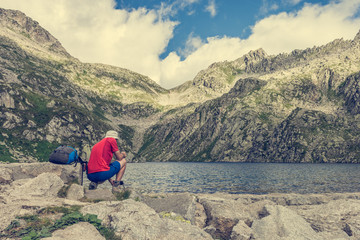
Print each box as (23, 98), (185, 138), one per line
(0, 163), (359, 239)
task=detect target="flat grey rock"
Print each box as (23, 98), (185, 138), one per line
(143, 192), (196, 223)
(84, 188), (116, 201)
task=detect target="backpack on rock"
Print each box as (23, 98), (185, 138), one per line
(49, 146), (88, 185)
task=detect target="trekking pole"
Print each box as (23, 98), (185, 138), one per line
(78, 156), (87, 186)
(81, 163), (84, 186)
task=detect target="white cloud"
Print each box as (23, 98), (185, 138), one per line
(205, 0), (217, 17)
(179, 33), (204, 58)
(187, 9), (196, 15)
(158, 0), (200, 18)
(160, 36), (246, 88)
(286, 0), (302, 5)
(280, 0), (303, 6)
(181, 0), (201, 7)
(260, 0), (279, 15)
(271, 3), (280, 11)
(1, 0), (360, 89)
(261, 0), (301, 15)
(247, 0), (360, 54)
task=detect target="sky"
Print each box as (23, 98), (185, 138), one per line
(1, 0), (360, 89)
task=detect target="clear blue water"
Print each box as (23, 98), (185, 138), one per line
(93, 162), (360, 194)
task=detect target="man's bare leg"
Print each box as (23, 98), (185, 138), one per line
(115, 159), (127, 182)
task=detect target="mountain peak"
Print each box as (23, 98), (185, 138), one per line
(0, 8), (70, 57)
(231, 48), (268, 71)
(354, 29), (360, 42)
(244, 48), (267, 62)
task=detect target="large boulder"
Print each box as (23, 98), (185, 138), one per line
(43, 222), (105, 240)
(9, 172), (64, 199)
(0, 167), (12, 184)
(143, 192), (197, 224)
(197, 193), (273, 239)
(0, 172), (65, 231)
(230, 220), (252, 240)
(66, 184), (85, 201)
(292, 198), (360, 239)
(251, 204), (322, 240)
(0, 162), (80, 184)
(81, 199), (212, 240)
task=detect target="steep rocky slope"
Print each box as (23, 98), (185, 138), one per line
(139, 32), (360, 163)
(0, 8), (165, 162)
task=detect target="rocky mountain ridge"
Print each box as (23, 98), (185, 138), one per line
(139, 31), (360, 163)
(0, 8), (70, 59)
(0, 8), (168, 105)
(2, 8), (360, 163)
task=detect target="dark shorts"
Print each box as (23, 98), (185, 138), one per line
(87, 161), (121, 183)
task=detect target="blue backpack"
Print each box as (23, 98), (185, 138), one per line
(49, 146), (79, 164)
(49, 146), (88, 185)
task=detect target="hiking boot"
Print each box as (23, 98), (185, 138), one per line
(89, 182), (98, 190)
(112, 181), (124, 193)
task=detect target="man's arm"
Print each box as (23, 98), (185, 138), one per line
(114, 150), (126, 161)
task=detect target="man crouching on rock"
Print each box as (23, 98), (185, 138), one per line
(87, 130), (127, 193)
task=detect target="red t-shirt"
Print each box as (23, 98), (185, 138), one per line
(87, 137), (119, 174)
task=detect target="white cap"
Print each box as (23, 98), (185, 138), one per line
(105, 130), (119, 139)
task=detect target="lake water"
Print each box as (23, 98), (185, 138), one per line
(90, 162), (360, 194)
